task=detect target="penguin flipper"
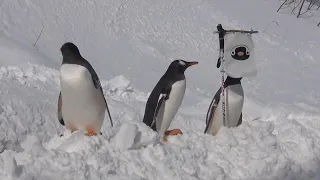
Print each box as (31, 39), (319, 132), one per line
(105, 100), (114, 127)
(150, 87), (172, 131)
(57, 92), (65, 126)
(204, 87), (222, 133)
(150, 94), (165, 130)
(84, 59), (114, 127)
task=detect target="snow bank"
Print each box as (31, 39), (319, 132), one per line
(0, 62), (319, 180)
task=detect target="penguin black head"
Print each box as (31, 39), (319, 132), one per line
(60, 42), (81, 57)
(167, 59), (198, 75)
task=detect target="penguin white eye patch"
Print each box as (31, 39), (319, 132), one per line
(179, 60), (186, 66)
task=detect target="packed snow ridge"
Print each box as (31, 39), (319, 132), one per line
(0, 58), (319, 180)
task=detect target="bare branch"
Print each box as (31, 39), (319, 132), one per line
(277, 0), (291, 12)
(33, 23), (44, 47)
(297, 0), (306, 17)
(277, 0), (320, 26)
(292, 0), (303, 13)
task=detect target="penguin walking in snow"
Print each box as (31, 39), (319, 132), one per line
(142, 59), (198, 142)
(204, 76), (243, 136)
(57, 42), (113, 136)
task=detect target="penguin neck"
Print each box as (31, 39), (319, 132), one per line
(224, 76), (242, 87)
(62, 54), (83, 65)
(164, 70), (185, 81)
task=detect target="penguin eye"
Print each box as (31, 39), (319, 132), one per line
(231, 51), (235, 55)
(246, 51), (250, 55)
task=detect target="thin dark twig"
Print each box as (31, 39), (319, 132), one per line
(292, 0), (303, 13)
(278, 0), (291, 12)
(33, 23), (44, 47)
(297, 0), (306, 17)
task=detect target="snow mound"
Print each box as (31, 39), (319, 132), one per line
(105, 75), (133, 94)
(0, 62), (319, 179)
(0, 59), (319, 179)
(103, 75), (148, 102)
(114, 123), (139, 150)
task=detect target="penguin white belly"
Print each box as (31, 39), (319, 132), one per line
(156, 80), (186, 135)
(60, 64), (105, 132)
(208, 84), (244, 135)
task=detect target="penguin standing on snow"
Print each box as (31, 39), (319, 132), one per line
(57, 42), (113, 136)
(204, 76), (243, 136)
(142, 59), (198, 142)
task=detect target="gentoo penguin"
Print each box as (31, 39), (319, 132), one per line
(204, 76), (243, 136)
(142, 59), (198, 142)
(57, 42), (113, 136)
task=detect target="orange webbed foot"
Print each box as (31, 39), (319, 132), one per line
(85, 126), (98, 136)
(165, 129), (183, 136)
(161, 129), (182, 143)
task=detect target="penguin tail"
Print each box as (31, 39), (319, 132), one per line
(105, 101), (114, 127)
(151, 124), (157, 131)
(59, 118), (65, 126)
(236, 113), (243, 126)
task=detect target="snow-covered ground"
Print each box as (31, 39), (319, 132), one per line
(1, 0), (320, 179)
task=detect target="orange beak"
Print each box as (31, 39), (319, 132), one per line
(187, 61), (198, 66)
